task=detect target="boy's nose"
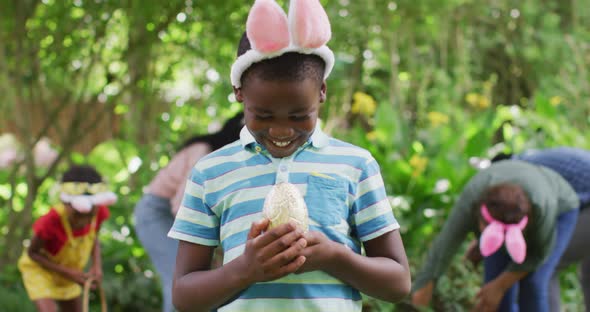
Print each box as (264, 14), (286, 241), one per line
(268, 126), (294, 139)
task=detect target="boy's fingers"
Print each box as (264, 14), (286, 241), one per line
(260, 229), (305, 260)
(265, 237), (307, 268)
(248, 219), (270, 240)
(253, 222), (298, 248)
(302, 231), (322, 245)
(277, 256), (306, 277)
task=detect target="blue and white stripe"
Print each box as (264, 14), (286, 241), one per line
(169, 125), (399, 311)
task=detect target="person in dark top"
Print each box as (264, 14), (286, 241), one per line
(491, 147), (590, 311)
(411, 161), (579, 312)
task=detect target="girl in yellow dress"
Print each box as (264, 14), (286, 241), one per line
(18, 165), (116, 312)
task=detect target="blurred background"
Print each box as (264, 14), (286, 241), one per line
(0, 0), (588, 310)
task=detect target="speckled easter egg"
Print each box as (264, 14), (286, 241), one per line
(262, 182), (309, 232)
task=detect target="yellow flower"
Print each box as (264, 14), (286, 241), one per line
(465, 92), (490, 109)
(466, 92), (479, 106)
(351, 92), (377, 116)
(366, 130), (387, 143)
(550, 96), (562, 107)
(478, 96), (490, 109)
(409, 155), (428, 177)
(427, 111), (449, 127)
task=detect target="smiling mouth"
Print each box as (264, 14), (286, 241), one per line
(271, 140), (292, 147)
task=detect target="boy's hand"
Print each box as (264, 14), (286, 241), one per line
(296, 231), (338, 274)
(240, 219), (307, 283)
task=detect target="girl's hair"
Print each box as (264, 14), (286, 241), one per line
(236, 32), (325, 88)
(491, 152), (514, 163)
(178, 111), (244, 152)
(61, 165), (102, 183)
(477, 183), (532, 224)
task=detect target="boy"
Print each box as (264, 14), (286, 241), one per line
(168, 0), (411, 311)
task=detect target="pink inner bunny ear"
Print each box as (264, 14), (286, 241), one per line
(480, 222), (505, 257)
(505, 226), (527, 263)
(289, 0), (332, 48)
(247, 0), (290, 53)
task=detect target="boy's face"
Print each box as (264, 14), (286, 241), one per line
(235, 77), (326, 158)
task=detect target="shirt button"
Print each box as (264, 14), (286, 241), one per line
(280, 166), (288, 172)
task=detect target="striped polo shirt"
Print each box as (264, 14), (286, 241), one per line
(169, 125), (399, 312)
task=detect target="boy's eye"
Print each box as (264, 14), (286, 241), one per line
(255, 115), (272, 121)
(290, 115), (309, 121)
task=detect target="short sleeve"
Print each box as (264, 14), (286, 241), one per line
(170, 143), (211, 214)
(32, 209), (61, 241)
(351, 157), (399, 242)
(168, 166), (220, 246)
(95, 205), (110, 231)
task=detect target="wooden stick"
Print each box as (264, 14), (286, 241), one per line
(83, 277), (107, 312)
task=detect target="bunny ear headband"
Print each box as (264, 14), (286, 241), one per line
(59, 182), (118, 213)
(479, 204), (529, 264)
(230, 0), (335, 88)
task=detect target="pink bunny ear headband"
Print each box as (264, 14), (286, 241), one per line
(479, 204), (528, 263)
(230, 0), (335, 88)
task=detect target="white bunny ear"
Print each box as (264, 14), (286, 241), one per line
(71, 196), (93, 213)
(231, 0), (336, 87)
(92, 192), (118, 206)
(247, 0), (290, 53)
(289, 0), (332, 48)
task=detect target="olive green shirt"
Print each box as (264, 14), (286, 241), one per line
(413, 161), (579, 291)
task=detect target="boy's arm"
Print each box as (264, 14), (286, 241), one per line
(27, 234), (89, 285)
(300, 229), (410, 302)
(172, 220), (307, 312)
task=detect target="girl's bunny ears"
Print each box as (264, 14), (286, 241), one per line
(230, 0), (335, 88)
(479, 204), (529, 264)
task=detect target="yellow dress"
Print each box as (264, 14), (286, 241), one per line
(18, 204), (97, 300)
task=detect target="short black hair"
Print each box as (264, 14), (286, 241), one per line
(61, 165), (102, 184)
(237, 32), (325, 88)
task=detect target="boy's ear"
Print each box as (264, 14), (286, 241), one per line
(319, 82), (327, 103)
(233, 87), (244, 102)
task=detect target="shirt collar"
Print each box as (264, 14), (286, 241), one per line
(239, 122), (329, 150)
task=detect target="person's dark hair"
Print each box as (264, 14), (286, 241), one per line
(61, 165), (102, 184)
(476, 183), (531, 224)
(178, 111), (244, 152)
(237, 32), (325, 88)
(491, 152), (514, 163)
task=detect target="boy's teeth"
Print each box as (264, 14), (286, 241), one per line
(272, 140), (291, 147)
